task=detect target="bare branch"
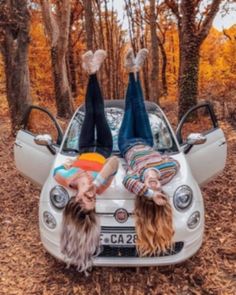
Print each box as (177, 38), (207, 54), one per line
(165, 0), (181, 23)
(198, 0), (222, 42)
(223, 29), (232, 41)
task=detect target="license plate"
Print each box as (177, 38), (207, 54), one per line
(100, 232), (137, 246)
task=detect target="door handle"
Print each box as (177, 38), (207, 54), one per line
(218, 141), (226, 147)
(15, 142), (23, 148)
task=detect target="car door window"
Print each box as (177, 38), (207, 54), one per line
(23, 106), (63, 145)
(177, 103), (218, 145)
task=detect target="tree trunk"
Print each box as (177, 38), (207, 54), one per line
(165, 0), (222, 121)
(158, 41), (168, 95)
(1, 3), (31, 134)
(149, 0), (160, 103)
(51, 47), (73, 118)
(142, 27), (150, 101)
(40, 0), (74, 118)
(178, 37), (200, 120)
(83, 0), (94, 50)
(95, 0), (108, 98)
(67, 29), (77, 98)
(104, 0), (112, 99)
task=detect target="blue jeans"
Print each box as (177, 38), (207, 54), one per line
(118, 73), (153, 155)
(79, 74), (113, 158)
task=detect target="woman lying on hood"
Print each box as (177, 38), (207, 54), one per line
(118, 48), (180, 257)
(54, 49), (118, 273)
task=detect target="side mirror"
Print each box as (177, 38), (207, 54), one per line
(34, 134), (53, 146)
(186, 133), (207, 145)
(34, 134), (56, 155)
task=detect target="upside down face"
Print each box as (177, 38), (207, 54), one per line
(143, 169), (161, 192)
(75, 173), (96, 211)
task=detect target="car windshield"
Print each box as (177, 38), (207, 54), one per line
(62, 106), (178, 154)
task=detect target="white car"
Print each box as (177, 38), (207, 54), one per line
(14, 100), (227, 267)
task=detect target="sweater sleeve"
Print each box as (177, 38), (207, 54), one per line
(123, 170), (148, 196)
(158, 156), (180, 185)
(53, 165), (81, 189)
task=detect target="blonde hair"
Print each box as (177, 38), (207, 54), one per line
(60, 197), (100, 273)
(134, 194), (174, 256)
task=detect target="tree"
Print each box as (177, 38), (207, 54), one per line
(82, 0), (94, 50)
(67, 1), (84, 98)
(40, 0), (74, 118)
(0, 0), (32, 133)
(165, 0), (222, 120)
(149, 0), (160, 103)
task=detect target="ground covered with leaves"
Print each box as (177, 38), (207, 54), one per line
(0, 116), (235, 295)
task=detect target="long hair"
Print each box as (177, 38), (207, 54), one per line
(60, 197), (100, 273)
(134, 194), (174, 256)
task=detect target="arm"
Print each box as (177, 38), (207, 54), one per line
(123, 170), (151, 196)
(93, 156), (119, 194)
(124, 170), (168, 205)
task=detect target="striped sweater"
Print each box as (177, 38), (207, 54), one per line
(54, 153), (117, 195)
(123, 145), (180, 197)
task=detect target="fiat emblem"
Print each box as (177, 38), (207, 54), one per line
(114, 208), (129, 223)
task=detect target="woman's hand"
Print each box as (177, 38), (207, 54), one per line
(64, 159), (74, 170)
(152, 192), (167, 206)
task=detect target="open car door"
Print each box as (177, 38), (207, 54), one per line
(176, 102), (227, 186)
(14, 106), (63, 186)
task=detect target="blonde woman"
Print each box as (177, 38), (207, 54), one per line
(118, 48), (180, 256)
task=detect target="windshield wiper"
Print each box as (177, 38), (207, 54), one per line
(62, 147), (79, 153)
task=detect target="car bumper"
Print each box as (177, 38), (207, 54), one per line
(40, 229), (203, 267)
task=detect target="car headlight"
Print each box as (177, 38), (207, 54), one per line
(173, 185), (193, 211)
(187, 211), (200, 229)
(43, 211), (57, 229)
(50, 185), (69, 209)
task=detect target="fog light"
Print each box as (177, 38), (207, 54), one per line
(187, 211), (200, 229)
(43, 211), (57, 229)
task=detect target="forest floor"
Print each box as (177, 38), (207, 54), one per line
(0, 113), (235, 295)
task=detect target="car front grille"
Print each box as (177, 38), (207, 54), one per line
(98, 242), (184, 258)
(99, 227), (184, 258)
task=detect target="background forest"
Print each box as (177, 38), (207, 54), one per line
(0, 0), (236, 132)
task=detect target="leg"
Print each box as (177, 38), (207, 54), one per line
(118, 73), (154, 155)
(118, 73), (136, 154)
(133, 74), (153, 147)
(92, 75), (113, 157)
(79, 75), (95, 152)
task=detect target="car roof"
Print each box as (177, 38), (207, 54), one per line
(78, 99), (161, 113)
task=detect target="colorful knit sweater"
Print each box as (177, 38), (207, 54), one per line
(123, 145), (180, 197)
(54, 153), (117, 194)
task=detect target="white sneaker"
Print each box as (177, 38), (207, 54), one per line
(125, 48), (136, 72)
(82, 50), (107, 74)
(82, 51), (94, 74)
(135, 48), (148, 70)
(93, 50), (107, 72)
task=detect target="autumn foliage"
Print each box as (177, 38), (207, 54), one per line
(0, 1), (236, 126)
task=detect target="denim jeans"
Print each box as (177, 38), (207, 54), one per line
(118, 73), (153, 155)
(79, 74), (113, 158)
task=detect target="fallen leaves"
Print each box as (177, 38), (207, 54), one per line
(0, 115), (235, 295)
